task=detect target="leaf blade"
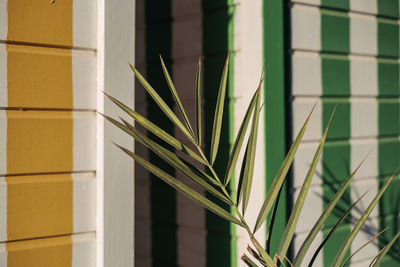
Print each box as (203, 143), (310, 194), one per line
(210, 54), (229, 164)
(224, 88), (259, 186)
(118, 145), (244, 226)
(253, 101), (317, 233)
(332, 171), (397, 267)
(160, 56), (195, 138)
(242, 85), (262, 214)
(103, 92), (207, 165)
(372, 230), (400, 267)
(293, 156), (367, 267)
(129, 63), (195, 143)
(195, 57), (202, 146)
(277, 107), (334, 259)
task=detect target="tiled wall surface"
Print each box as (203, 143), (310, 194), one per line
(0, 1), (97, 266)
(291, 0), (400, 266)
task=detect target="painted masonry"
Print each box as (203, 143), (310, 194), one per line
(136, 0), (399, 267)
(0, 0), (398, 267)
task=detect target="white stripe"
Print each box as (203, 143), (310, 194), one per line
(350, 139), (378, 179)
(293, 231), (324, 266)
(350, 0), (377, 15)
(291, 5), (321, 51)
(0, 0), (6, 40)
(292, 51), (322, 96)
(73, 0), (97, 49)
(0, 177), (6, 242)
(0, 44), (6, 108)
(292, 97), (322, 142)
(350, 99), (378, 138)
(72, 50), (97, 110)
(350, 13), (377, 55)
(73, 173), (96, 233)
(72, 233), (97, 267)
(233, 0), (265, 261)
(0, 243), (6, 267)
(293, 142), (323, 189)
(0, 110), (6, 175)
(351, 188), (380, 263)
(73, 111), (96, 171)
(350, 55), (378, 96)
(294, 185), (323, 234)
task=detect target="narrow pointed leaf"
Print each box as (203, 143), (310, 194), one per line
(247, 246), (266, 266)
(103, 92), (207, 165)
(117, 146), (244, 226)
(251, 237), (275, 266)
(308, 190), (369, 267)
(341, 228), (388, 267)
(195, 57), (202, 146)
(129, 63), (195, 143)
(242, 86), (262, 214)
(372, 231), (400, 267)
(253, 101), (317, 233)
(293, 156), (367, 267)
(236, 140), (249, 205)
(241, 254), (259, 267)
(224, 88), (259, 186)
(210, 54), (229, 164)
(160, 56), (195, 138)
(277, 108), (334, 259)
(118, 117), (231, 205)
(332, 172), (396, 267)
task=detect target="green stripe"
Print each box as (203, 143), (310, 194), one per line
(321, 9), (350, 54)
(378, 0), (400, 18)
(378, 58), (400, 97)
(263, 0), (289, 258)
(378, 14), (400, 264)
(321, 54), (350, 96)
(377, 18), (399, 58)
(145, 1), (177, 266)
(202, 2), (237, 266)
(320, 5), (351, 263)
(321, 0), (349, 10)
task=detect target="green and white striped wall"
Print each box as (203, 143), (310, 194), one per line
(134, 0), (399, 266)
(291, 0), (400, 266)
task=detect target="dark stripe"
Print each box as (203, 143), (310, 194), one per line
(378, 0), (400, 18)
(377, 18), (399, 58)
(320, 9), (350, 54)
(377, 12), (400, 263)
(202, 1), (236, 266)
(378, 58), (400, 97)
(321, 0), (349, 10)
(320, 5), (351, 264)
(321, 54), (350, 97)
(145, 1), (178, 266)
(263, 0), (290, 259)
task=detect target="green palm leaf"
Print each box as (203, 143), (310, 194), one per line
(195, 57), (202, 146)
(308, 189), (369, 267)
(117, 145), (244, 227)
(253, 100), (317, 233)
(210, 54), (230, 165)
(103, 92), (207, 165)
(129, 63), (196, 143)
(371, 230), (400, 267)
(332, 172), (396, 266)
(241, 84), (262, 214)
(224, 88), (259, 186)
(341, 227), (388, 267)
(293, 155), (367, 266)
(277, 107), (335, 260)
(159, 56), (195, 138)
